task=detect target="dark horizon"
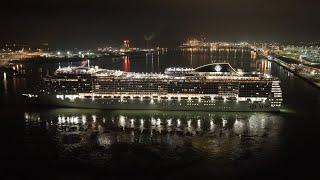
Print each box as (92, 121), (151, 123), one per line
(1, 0), (320, 48)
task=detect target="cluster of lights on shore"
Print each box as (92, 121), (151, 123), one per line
(55, 50), (94, 58)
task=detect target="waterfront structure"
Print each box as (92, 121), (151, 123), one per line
(23, 63), (282, 111)
(279, 45), (320, 65)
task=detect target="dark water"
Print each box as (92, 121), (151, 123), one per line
(1, 49), (320, 179)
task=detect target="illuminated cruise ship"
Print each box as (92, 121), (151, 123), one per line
(24, 63), (283, 111)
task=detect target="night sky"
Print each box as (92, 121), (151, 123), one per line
(1, 0), (319, 48)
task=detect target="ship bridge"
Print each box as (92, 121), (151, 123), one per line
(194, 63), (237, 73)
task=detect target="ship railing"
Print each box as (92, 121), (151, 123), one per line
(57, 93), (271, 104)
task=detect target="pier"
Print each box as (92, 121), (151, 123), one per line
(267, 55), (320, 89)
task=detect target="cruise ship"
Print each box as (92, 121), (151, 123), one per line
(23, 63), (283, 111)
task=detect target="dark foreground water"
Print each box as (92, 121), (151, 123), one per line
(1, 49), (320, 179)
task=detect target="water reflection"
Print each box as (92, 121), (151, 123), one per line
(3, 72), (7, 94)
(24, 110), (282, 160)
(122, 56), (130, 72)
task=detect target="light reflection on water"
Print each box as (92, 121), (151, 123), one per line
(24, 109), (282, 160)
(3, 72), (7, 94)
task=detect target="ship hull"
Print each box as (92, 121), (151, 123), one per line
(25, 96), (280, 112)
